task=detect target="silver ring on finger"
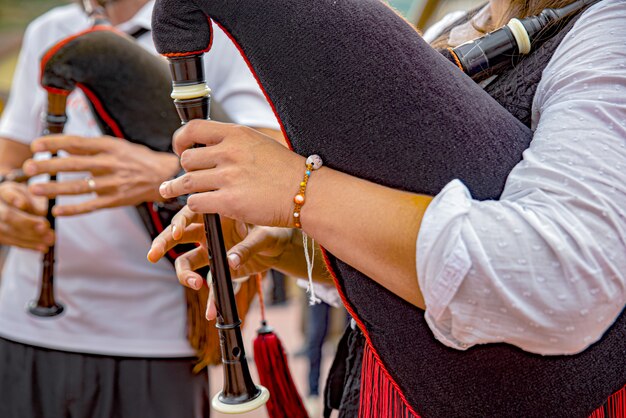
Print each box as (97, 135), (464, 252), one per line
(86, 177), (97, 192)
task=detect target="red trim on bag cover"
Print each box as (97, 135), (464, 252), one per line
(212, 21), (292, 151)
(75, 83), (124, 139)
(161, 17), (214, 57)
(40, 26), (124, 84)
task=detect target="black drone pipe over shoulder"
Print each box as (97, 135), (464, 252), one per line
(152, 1), (626, 417)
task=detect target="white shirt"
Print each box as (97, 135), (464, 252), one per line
(417, 0), (626, 355)
(0, 2), (278, 356)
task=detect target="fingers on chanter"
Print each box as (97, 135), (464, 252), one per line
(23, 155), (110, 177)
(205, 282), (217, 321)
(0, 233), (50, 253)
(171, 205), (203, 241)
(31, 135), (114, 155)
(179, 146), (219, 173)
(172, 119), (235, 156)
(147, 225), (176, 263)
(52, 194), (119, 217)
(159, 170), (222, 200)
(147, 206), (199, 263)
(0, 203), (49, 234)
(174, 246), (210, 290)
(0, 184), (35, 213)
(227, 226), (275, 270)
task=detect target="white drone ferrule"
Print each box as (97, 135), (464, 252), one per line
(171, 83), (212, 100)
(507, 18), (532, 55)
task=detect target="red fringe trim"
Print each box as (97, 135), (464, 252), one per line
(589, 385), (626, 418)
(360, 342), (421, 418)
(360, 341), (625, 417)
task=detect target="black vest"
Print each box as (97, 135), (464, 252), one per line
(326, 7), (626, 418)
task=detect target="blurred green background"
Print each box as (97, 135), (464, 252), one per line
(0, 0), (70, 111)
(0, 0), (69, 33)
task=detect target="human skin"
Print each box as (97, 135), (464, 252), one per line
(152, 121), (431, 309)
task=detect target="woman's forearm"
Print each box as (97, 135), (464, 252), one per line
(273, 229), (334, 286)
(299, 167), (432, 309)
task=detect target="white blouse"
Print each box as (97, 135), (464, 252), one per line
(417, 0), (626, 355)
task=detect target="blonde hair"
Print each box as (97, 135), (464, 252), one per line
(494, 0), (579, 27)
(432, 0), (580, 48)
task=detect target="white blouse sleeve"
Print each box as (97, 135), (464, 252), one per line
(416, 0), (626, 355)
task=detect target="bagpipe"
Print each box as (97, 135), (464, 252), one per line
(152, 0), (625, 417)
(34, 15), (257, 371)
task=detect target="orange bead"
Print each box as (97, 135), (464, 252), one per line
(294, 194), (305, 204)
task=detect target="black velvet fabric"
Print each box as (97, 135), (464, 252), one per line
(152, 1), (626, 416)
(41, 29), (180, 152)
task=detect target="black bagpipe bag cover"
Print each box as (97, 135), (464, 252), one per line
(152, 0), (626, 417)
(40, 28), (180, 152)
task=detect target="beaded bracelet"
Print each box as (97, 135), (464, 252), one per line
(292, 154), (323, 228)
(292, 155), (323, 305)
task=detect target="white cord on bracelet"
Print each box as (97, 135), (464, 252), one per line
(303, 231), (321, 305)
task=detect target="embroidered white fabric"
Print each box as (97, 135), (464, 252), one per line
(417, 0), (626, 355)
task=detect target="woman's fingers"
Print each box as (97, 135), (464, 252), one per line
(23, 155), (113, 177)
(29, 175), (117, 198)
(0, 185), (53, 250)
(227, 226), (282, 270)
(147, 223), (206, 264)
(172, 119), (233, 156)
(170, 205), (202, 240)
(174, 246), (210, 290)
(179, 146), (218, 173)
(206, 281), (217, 321)
(0, 183), (45, 215)
(0, 202), (51, 236)
(0, 232), (51, 253)
(147, 206), (204, 263)
(31, 135), (116, 155)
(51, 194), (119, 217)
(159, 169), (224, 200)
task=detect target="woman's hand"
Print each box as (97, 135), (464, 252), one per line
(0, 181), (53, 252)
(147, 205), (294, 289)
(23, 135), (180, 216)
(158, 121), (304, 227)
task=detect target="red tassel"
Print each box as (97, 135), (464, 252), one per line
(359, 342), (421, 418)
(253, 274), (309, 418)
(589, 385), (626, 418)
